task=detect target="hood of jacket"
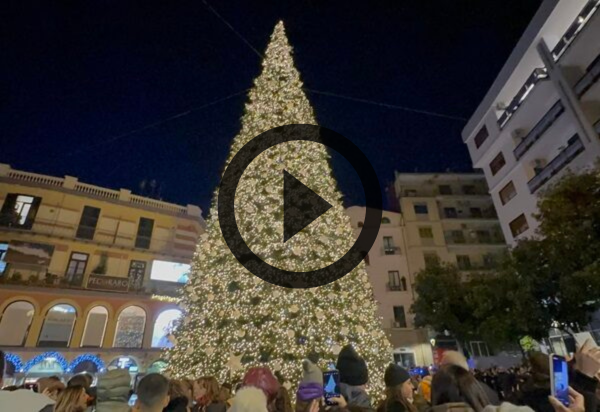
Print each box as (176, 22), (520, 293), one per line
(339, 382), (372, 409)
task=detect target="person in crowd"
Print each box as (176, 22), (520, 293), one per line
(218, 383), (232, 405)
(166, 380), (193, 412)
(39, 377), (66, 412)
(192, 376), (226, 412)
(164, 395), (191, 412)
(67, 373), (95, 410)
(240, 366), (280, 411)
(336, 344), (373, 411)
(416, 373), (432, 408)
(229, 386), (269, 412)
(53, 385), (88, 412)
(431, 364), (491, 412)
(377, 363), (416, 412)
(274, 386), (293, 412)
(0, 350), (62, 411)
(296, 356), (323, 411)
(547, 387), (585, 412)
(441, 351), (499, 405)
(96, 369), (131, 412)
(133, 373), (170, 412)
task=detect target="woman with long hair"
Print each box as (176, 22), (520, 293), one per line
(431, 365), (491, 412)
(377, 364), (417, 412)
(193, 376), (226, 412)
(53, 385), (87, 412)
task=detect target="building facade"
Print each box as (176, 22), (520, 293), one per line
(0, 164), (205, 384)
(346, 207), (432, 368)
(393, 173), (507, 360)
(461, 0), (600, 244)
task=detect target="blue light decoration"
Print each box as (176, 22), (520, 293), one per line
(4, 353), (24, 373)
(68, 354), (106, 373)
(23, 351), (69, 373)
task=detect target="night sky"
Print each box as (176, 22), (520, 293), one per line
(2, 0), (542, 214)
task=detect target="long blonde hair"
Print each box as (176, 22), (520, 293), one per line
(54, 385), (86, 412)
(199, 376), (221, 404)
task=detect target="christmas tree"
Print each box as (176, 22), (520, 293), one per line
(167, 21), (391, 396)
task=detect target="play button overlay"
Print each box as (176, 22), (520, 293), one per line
(218, 124), (382, 288)
(283, 170), (332, 243)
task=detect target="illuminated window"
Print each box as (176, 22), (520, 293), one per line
(152, 309), (182, 348)
(114, 306), (146, 348)
(38, 304), (77, 348)
(0, 243), (7, 274)
(0, 194), (41, 229)
(0, 301), (35, 346)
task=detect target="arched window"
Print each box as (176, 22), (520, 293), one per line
(382, 217), (391, 224)
(152, 309), (182, 348)
(81, 306), (108, 347)
(114, 306), (146, 348)
(401, 277), (408, 291)
(38, 304), (76, 348)
(0, 301), (35, 346)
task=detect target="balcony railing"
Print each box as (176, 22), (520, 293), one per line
(387, 282), (405, 292)
(528, 135), (585, 193)
(514, 101), (564, 160)
(552, 0), (600, 61)
(391, 320), (408, 329)
(442, 209), (498, 220)
(498, 68), (549, 129)
(382, 246), (401, 255)
(574, 52), (600, 97)
(444, 230), (505, 245)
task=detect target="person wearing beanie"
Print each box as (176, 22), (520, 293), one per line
(377, 364), (416, 412)
(296, 357), (324, 409)
(241, 366), (280, 404)
(336, 344), (373, 410)
(229, 387), (269, 412)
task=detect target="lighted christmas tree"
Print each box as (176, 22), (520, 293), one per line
(167, 21), (391, 396)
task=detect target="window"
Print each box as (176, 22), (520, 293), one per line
(65, 252), (88, 286)
(438, 185), (453, 195)
(470, 341), (491, 357)
(81, 306), (108, 347)
(152, 309), (182, 348)
(424, 252), (439, 268)
(114, 306), (146, 348)
(0, 243), (7, 275)
(462, 185), (476, 195)
(490, 152), (506, 176)
(419, 227), (433, 238)
(38, 304), (77, 348)
(381, 217), (391, 224)
(451, 230), (466, 243)
(470, 207), (483, 218)
(499, 181), (517, 205)
(128, 260), (147, 291)
(364, 254), (370, 266)
(509, 214), (529, 237)
(474, 126), (489, 149)
(476, 230), (492, 243)
(483, 254), (496, 269)
(444, 207), (458, 218)
(135, 218), (154, 249)
(457, 255), (472, 270)
(383, 236), (397, 255)
(414, 204), (428, 215)
(0, 194), (41, 229)
(0, 301), (35, 346)
(393, 306), (407, 328)
(76, 206), (101, 240)
(388, 271), (401, 289)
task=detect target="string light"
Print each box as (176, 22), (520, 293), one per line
(152, 295), (180, 303)
(167, 21), (392, 401)
(67, 354), (106, 373)
(23, 351), (68, 373)
(4, 353), (23, 373)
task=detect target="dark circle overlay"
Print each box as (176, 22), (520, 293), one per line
(218, 124), (382, 288)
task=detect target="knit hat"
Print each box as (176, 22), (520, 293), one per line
(336, 345), (368, 386)
(230, 387), (268, 412)
(241, 367), (280, 401)
(384, 363), (411, 387)
(301, 358), (323, 385)
(440, 351), (469, 371)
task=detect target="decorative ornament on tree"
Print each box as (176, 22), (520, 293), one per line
(166, 20), (391, 399)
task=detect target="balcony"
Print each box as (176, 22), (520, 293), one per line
(444, 230), (505, 246)
(387, 282), (406, 292)
(498, 68), (549, 129)
(514, 101), (565, 160)
(441, 208), (498, 220)
(551, 0), (600, 62)
(528, 135), (585, 193)
(391, 320), (408, 329)
(574, 53), (600, 97)
(382, 246), (401, 256)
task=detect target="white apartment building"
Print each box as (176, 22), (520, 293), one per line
(346, 207), (433, 368)
(462, 0), (600, 244)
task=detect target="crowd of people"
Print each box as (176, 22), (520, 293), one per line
(1, 341), (599, 412)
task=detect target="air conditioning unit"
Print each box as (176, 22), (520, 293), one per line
(512, 128), (527, 143)
(496, 102), (508, 111)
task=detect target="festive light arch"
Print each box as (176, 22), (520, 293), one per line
(4, 353), (24, 373)
(67, 354), (106, 373)
(23, 351), (68, 373)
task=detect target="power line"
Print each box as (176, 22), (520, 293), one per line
(305, 89), (467, 122)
